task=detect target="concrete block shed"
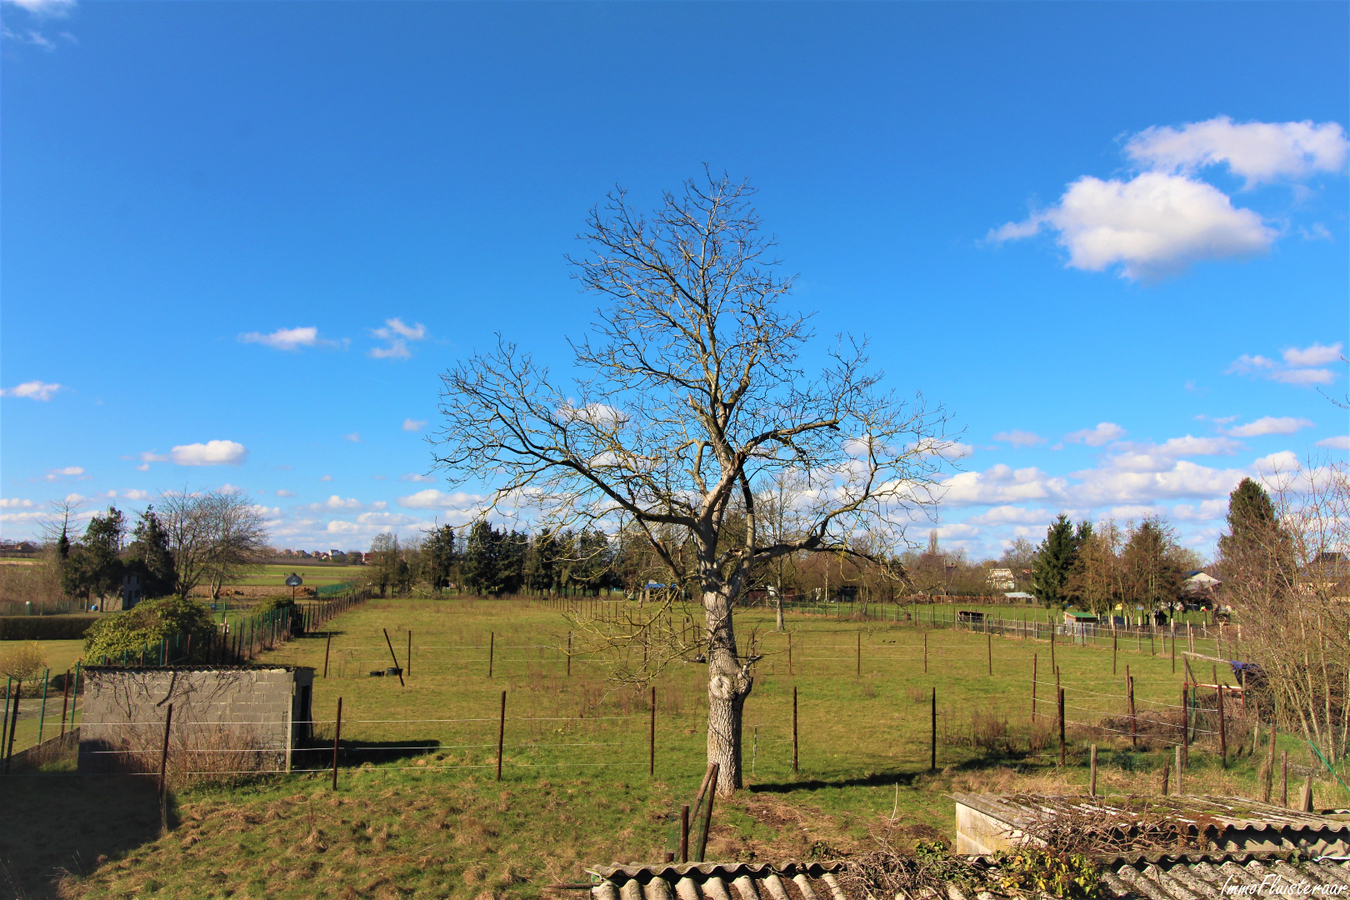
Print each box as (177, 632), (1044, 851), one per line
(78, 665), (315, 773)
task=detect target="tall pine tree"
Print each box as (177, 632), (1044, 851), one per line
(1030, 514), (1080, 609)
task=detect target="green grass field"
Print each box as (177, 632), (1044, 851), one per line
(3, 595), (1337, 900)
(231, 563), (367, 588)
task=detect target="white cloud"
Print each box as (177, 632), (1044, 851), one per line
(1224, 416), (1313, 438)
(1315, 435), (1350, 450)
(1, 380), (63, 401)
(1228, 342), (1341, 388)
(559, 402), (629, 429)
(319, 475), (333, 482)
(276, 489), (296, 497)
(1149, 435), (1243, 456)
(355, 511), (424, 527)
(964, 505), (1053, 527)
(343, 433), (360, 443)
(397, 488), (487, 510)
(326, 521), (360, 535)
(1071, 459), (1247, 506)
(402, 418), (427, 432)
(1171, 499), (1229, 522)
(369, 318), (428, 360)
(1065, 422), (1127, 446)
(1124, 116), (1349, 187)
(991, 172), (1275, 280)
(1270, 368), (1335, 386)
(1, 0), (76, 15)
(167, 440), (248, 466)
(1226, 354), (1276, 375)
(940, 465), (1067, 507)
(1107, 505), (1158, 521)
(122, 489), (150, 501)
(0, 499), (35, 509)
(317, 496), (362, 511)
(1283, 341), (1344, 368)
(992, 430), (1045, 448)
(400, 473), (435, 482)
(239, 326), (344, 351)
(42, 466), (88, 482)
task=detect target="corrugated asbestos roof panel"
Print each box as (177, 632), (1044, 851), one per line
(952, 793), (1350, 836)
(582, 855), (1350, 900)
(1105, 854), (1350, 900)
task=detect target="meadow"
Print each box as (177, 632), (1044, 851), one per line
(2, 594), (1335, 900)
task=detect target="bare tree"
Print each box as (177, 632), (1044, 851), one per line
(434, 172), (950, 794)
(1222, 460), (1349, 765)
(159, 489), (269, 600)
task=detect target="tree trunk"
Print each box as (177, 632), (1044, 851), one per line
(705, 587), (752, 796)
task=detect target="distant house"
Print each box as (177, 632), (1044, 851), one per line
(1004, 591), (1036, 604)
(986, 568), (1015, 591)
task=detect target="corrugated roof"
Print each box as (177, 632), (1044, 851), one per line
(577, 855), (1350, 900)
(953, 793), (1350, 837)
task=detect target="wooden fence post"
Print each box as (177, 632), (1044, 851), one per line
(696, 763), (719, 862)
(923, 632), (928, 674)
(1089, 744), (1097, 796)
(679, 805), (690, 862)
(856, 631), (861, 677)
(1031, 654), (1037, 721)
(987, 632), (992, 676)
(382, 629), (404, 687)
(1280, 750), (1288, 806)
(1175, 744), (1183, 795)
(3, 679), (21, 775)
(496, 690), (507, 782)
(407, 631), (412, 679)
(59, 670), (71, 738)
(930, 687), (937, 771)
(1057, 688), (1066, 766)
(1218, 681), (1227, 768)
(1128, 671), (1137, 749)
(158, 703), (174, 798)
(1160, 758), (1170, 795)
(323, 632), (332, 679)
(792, 687), (799, 774)
(489, 632), (495, 679)
(1263, 725), (1276, 803)
(567, 632), (572, 677)
(332, 697), (342, 790)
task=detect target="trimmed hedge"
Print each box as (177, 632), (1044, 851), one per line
(0, 615), (99, 641)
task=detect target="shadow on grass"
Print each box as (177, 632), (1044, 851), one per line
(0, 774), (171, 900)
(750, 771), (921, 793)
(750, 752), (1050, 794)
(291, 738), (441, 770)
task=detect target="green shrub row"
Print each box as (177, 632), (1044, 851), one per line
(0, 615), (99, 641)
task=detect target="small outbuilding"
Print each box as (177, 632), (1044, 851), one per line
(78, 664), (315, 774)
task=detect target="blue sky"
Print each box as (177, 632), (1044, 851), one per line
(2, 1), (1347, 559)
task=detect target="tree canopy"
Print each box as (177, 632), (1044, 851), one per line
(433, 172), (950, 794)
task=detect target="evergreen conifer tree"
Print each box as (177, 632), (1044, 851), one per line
(1030, 513), (1079, 609)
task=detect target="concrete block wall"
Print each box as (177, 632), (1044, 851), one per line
(78, 666), (315, 773)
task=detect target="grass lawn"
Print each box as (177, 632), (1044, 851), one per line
(7, 595), (1333, 900)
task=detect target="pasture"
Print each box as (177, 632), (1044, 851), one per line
(2, 595), (1325, 900)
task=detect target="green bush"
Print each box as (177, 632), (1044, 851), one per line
(83, 596), (218, 665)
(253, 595), (295, 616)
(0, 615), (98, 641)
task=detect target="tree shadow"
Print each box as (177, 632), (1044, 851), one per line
(750, 770), (921, 793)
(0, 774), (171, 900)
(291, 738), (441, 770)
